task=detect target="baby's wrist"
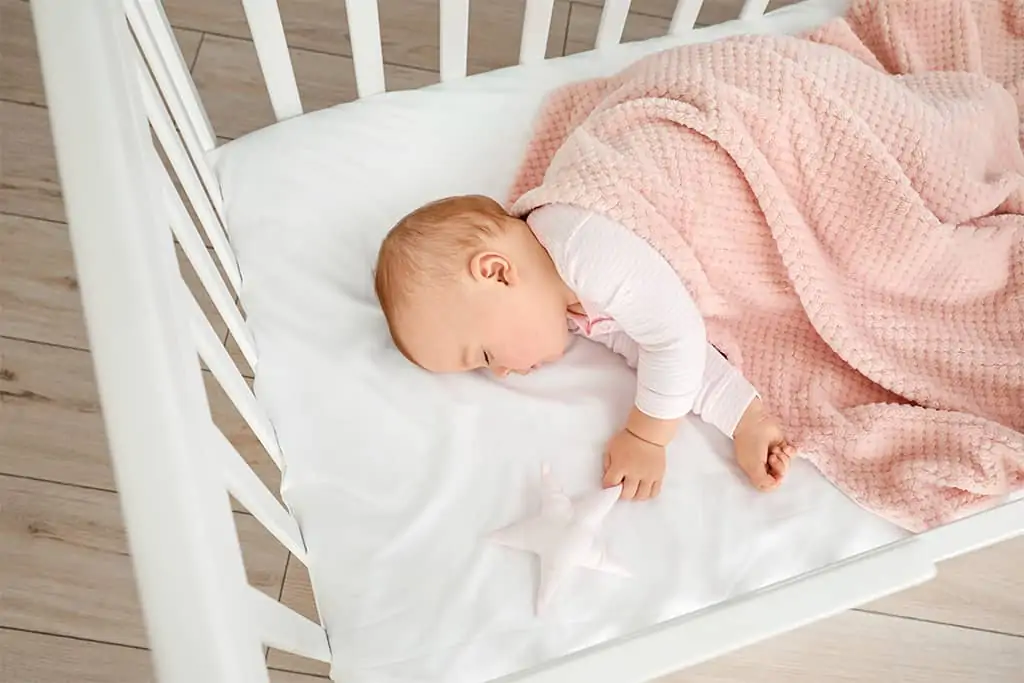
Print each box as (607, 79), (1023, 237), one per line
(625, 405), (679, 447)
(624, 426), (665, 448)
(733, 397), (765, 439)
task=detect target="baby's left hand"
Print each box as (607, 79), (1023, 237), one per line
(602, 428), (666, 501)
(732, 398), (796, 491)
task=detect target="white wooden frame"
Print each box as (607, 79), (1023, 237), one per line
(31, 1), (1024, 682)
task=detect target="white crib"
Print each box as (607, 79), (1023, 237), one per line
(29, 0), (1024, 681)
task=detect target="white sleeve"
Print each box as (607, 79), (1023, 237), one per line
(529, 203), (758, 436)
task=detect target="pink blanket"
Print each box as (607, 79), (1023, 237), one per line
(508, 0), (1024, 532)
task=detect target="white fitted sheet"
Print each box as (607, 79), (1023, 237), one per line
(212, 2), (912, 681)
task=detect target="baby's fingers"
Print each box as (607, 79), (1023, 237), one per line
(739, 453), (778, 492)
(634, 479), (655, 501)
(767, 451), (789, 481)
(620, 476), (640, 501)
(602, 464), (624, 489)
(777, 442), (797, 460)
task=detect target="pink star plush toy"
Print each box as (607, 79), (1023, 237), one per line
(489, 464), (631, 615)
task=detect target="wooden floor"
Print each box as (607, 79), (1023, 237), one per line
(1, 0), (1022, 681)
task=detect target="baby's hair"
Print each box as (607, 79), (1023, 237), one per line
(374, 194), (510, 359)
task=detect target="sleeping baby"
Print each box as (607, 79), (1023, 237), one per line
(373, 194), (796, 501)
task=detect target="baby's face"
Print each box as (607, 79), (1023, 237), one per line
(396, 276), (570, 377)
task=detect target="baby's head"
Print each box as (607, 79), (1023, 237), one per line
(374, 194), (573, 377)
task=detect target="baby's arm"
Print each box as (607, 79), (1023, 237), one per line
(529, 203), (793, 496)
(548, 206), (754, 439)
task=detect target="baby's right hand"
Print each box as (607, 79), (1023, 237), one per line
(602, 428), (666, 501)
(732, 398), (795, 491)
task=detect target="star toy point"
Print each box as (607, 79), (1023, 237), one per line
(489, 464), (630, 614)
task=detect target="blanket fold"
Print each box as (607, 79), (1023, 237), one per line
(508, 0), (1024, 532)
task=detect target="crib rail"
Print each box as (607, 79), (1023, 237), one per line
(31, 2), (281, 681)
(32, 0), (330, 680)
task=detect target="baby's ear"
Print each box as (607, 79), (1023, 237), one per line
(469, 251), (514, 285)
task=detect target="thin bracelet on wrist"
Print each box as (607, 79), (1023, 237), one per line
(625, 427), (667, 448)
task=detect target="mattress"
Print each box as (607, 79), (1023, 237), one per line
(211, 1), (911, 681)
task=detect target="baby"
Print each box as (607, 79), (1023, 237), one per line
(374, 194), (795, 500)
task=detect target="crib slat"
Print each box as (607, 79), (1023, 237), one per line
(129, 5), (225, 224)
(126, 0), (216, 153)
(161, 170), (258, 371)
(595, 0), (632, 51)
(183, 285), (284, 470)
(520, 0), (556, 64)
(344, 0), (386, 97)
(669, 0), (704, 34)
(214, 425), (307, 561)
(248, 586), (332, 661)
(239, 0), (303, 119)
(138, 60), (243, 296)
(439, 0), (469, 81)
(739, 0), (771, 19)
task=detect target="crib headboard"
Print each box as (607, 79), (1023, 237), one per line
(29, 1), (790, 682)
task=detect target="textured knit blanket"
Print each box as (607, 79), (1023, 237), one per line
(508, 0), (1024, 532)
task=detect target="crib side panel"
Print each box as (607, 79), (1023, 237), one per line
(33, 0), (331, 678)
(32, 1), (274, 681)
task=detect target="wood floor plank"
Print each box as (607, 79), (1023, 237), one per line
(0, 0), (204, 107)
(0, 337), (281, 514)
(0, 627), (330, 682)
(0, 214), (87, 348)
(269, 668), (331, 682)
(267, 557), (331, 678)
(0, 628), (153, 683)
(0, 336), (110, 489)
(0, 474), (288, 648)
(191, 33), (437, 141)
(0, 101), (63, 223)
(863, 536), (1024, 638)
(659, 609), (1024, 682)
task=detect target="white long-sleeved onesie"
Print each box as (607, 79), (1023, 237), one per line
(527, 203), (758, 438)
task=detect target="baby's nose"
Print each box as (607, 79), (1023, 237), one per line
(492, 366), (511, 378)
